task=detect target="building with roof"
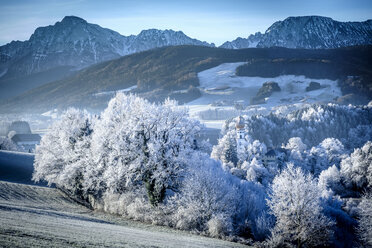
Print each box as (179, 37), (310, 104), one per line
(262, 148), (288, 167)
(262, 149), (277, 166)
(11, 134), (41, 152)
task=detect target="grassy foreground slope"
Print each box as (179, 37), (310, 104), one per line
(0, 181), (250, 248)
(0, 149), (248, 247)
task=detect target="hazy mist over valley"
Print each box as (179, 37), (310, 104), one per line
(0, 0), (372, 247)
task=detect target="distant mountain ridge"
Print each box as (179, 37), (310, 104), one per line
(2, 15), (371, 80)
(0, 16), (214, 78)
(1, 15), (372, 103)
(220, 16), (372, 49)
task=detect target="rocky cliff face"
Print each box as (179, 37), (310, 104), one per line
(220, 16), (372, 49)
(3, 15), (371, 79)
(128, 29), (213, 52)
(220, 32), (263, 49)
(0, 16), (214, 78)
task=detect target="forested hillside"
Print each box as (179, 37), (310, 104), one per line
(2, 45), (371, 113)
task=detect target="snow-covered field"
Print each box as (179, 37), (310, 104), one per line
(0, 152), (247, 248)
(93, 85), (138, 97)
(186, 62), (342, 129)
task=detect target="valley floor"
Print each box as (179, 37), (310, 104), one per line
(0, 181), (247, 247)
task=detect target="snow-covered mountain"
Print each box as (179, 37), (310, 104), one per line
(128, 29), (213, 52)
(220, 32), (263, 49)
(220, 16), (372, 49)
(2, 15), (371, 78)
(0, 16), (214, 77)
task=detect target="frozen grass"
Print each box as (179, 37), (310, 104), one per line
(0, 181), (248, 248)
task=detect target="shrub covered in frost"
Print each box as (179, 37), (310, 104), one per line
(0, 136), (19, 151)
(357, 192), (372, 247)
(33, 108), (93, 199)
(267, 164), (335, 247)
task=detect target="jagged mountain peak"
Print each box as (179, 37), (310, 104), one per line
(61, 15), (88, 24)
(30, 15), (122, 42)
(138, 28), (179, 34)
(260, 16), (372, 49)
(220, 15), (372, 49)
(265, 16), (333, 32)
(284, 15), (333, 22)
(136, 28), (180, 39)
(0, 16), (213, 78)
(129, 28), (214, 52)
(30, 16), (92, 41)
(135, 28), (208, 43)
(220, 32), (263, 49)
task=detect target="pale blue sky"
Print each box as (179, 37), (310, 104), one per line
(0, 0), (371, 46)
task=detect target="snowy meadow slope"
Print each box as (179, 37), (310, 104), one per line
(0, 150), (247, 248)
(187, 62), (341, 129)
(0, 181), (247, 248)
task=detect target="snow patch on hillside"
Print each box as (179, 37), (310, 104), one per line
(93, 85), (138, 97)
(186, 62), (341, 129)
(41, 109), (59, 119)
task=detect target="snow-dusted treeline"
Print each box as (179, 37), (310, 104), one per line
(33, 96), (371, 246)
(211, 103), (372, 247)
(221, 104), (372, 150)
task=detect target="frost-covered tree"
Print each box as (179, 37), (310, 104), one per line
(213, 117), (279, 185)
(267, 163), (334, 247)
(284, 137), (307, 161)
(357, 192), (372, 247)
(171, 154), (237, 236)
(213, 123), (266, 167)
(247, 140), (267, 160)
(340, 141), (372, 191)
(211, 129), (238, 166)
(317, 141), (372, 198)
(213, 122), (275, 184)
(85, 93), (203, 205)
(318, 165), (344, 197)
(348, 125), (372, 150)
(306, 138), (346, 176)
(0, 136), (18, 151)
(243, 158), (270, 185)
(33, 108), (93, 198)
(172, 152), (267, 239)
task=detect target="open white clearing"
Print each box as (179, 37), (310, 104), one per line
(0, 180), (247, 248)
(185, 62), (342, 129)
